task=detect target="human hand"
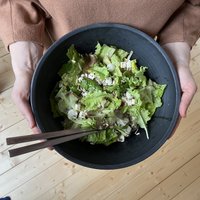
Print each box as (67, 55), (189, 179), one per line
(162, 42), (197, 117)
(10, 41), (43, 133)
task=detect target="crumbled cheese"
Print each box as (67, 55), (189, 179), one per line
(107, 63), (115, 72)
(126, 60), (132, 70)
(67, 109), (78, 120)
(88, 73), (95, 80)
(82, 91), (88, 96)
(118, 135), (125, 142)
(125, 91), (133, 100)
(122, 96), (135, 106)
(80, 87), (86, 92)
(83, 73), (88, 77)
(78, 111), (87, 119)
(117, 118), (129, 127)
(120, 62), (127, 69)
(122, 91), (135, 105)
(127, 99), (135, 106)
(120, 60), (131, 71)
(102, 77), (113, 86)
(78, 76), (83, 82)
(78, 73), (90, 82)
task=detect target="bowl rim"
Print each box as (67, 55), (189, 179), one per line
(31, 23), (181, 169)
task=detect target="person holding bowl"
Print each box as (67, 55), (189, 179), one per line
(0, 0), (199, 134)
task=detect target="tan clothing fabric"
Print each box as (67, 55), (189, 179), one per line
(0, 0), (200, 50)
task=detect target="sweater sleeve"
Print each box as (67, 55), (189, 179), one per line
(0, 0), (46, 50)
(158, 0), (200, 48)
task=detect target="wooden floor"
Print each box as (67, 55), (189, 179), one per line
(0, 39), (200, 200)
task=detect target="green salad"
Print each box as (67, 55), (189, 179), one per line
(50, 43), (166, 145)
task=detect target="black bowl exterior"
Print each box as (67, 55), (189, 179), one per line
(31, 23), (181, 169)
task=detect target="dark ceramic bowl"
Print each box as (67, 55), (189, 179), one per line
(31, 23), (181, 169)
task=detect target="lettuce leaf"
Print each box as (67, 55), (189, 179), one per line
(80, 90), (109, 111)
(58, 45), (84, 84)
(88, 63), (110, 80)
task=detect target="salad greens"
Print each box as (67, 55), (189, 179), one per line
(50, 43), (166, 145)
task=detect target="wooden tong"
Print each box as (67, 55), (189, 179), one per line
(6, 129), (99, 157)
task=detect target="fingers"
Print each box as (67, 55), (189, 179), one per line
(11, 74), (36, 128)
(31, 126), (41, 134)
(13, 96), (52, 151)
(162, 42), (197, 118)
(177, 65), (197, 117)
(12, 90), (35, 128)
(12, 89), (52, 150)
(18, 96), (36, 128)
(179, 82), (197, 118)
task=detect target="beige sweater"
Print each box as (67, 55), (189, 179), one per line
(0, 0), (200, 50)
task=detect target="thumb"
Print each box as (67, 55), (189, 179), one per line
(179, 87), (197, 117)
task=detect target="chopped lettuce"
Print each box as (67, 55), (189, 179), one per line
(58, 45), (84, 85)
(50, 43), (166, 145)
(80, 90), (109, 111)
(88, 64), (110, 80)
